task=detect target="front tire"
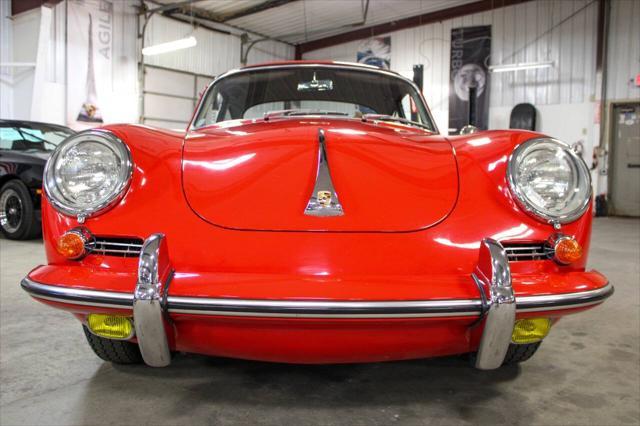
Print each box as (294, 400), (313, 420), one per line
(0, 180), (40, 240)
(82, 326), (143, 364)
(502, 342), (541, 365)
(469, 342), (541, 367)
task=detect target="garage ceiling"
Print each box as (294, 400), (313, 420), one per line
(148, 0), (479, 44)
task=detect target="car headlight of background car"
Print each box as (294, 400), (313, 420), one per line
(507, 137), (592, 224)
(44, 130), (132, 220)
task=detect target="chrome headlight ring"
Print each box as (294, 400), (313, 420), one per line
(507, 137), (592, 225)
(44, 130), (133, 222)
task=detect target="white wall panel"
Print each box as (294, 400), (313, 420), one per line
(3, 8), (41, 121)
(303, 0), (603, 168)
(490, 102), (595, 166)
(111, 0), (139, 117)
(145, 67), (195, 97)
(144, 93), (193, 123)
(143, 14), (294, 77)
(224, 0), (476, 44)
(0, 0), (15, 119)
(144, 15), (240, 77)
(196, 75), (214, 94)
(304, 0), (599, 112)
(246, 39), (295, 66)
(141, 13), (294, 129)
(141, 65), (211, 128)
(607, 0), (640, 101)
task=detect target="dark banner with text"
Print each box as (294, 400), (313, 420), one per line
(449, 26), (491, 133)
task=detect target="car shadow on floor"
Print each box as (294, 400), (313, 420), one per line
(77, 354), (527, 424)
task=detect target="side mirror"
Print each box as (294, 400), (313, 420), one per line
(460, 125), (479, 135)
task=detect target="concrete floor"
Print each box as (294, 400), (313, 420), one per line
(0, 217), (638, 426)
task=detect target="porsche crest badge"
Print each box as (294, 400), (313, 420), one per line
(317, 191), (332, 207)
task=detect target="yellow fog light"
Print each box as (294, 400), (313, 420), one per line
(512, 318), (551, 344)
(87, 314), (134, 339)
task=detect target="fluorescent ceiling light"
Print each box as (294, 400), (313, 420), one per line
(0, 62), (36, 68)
(142, 36), (197, 56)
(489, 61), (554, 73)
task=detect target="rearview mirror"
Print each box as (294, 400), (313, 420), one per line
(297, 72), (333, 92)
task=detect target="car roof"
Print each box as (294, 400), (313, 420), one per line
(241, 60), (399, 75)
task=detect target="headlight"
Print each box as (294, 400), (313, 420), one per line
(44, 130), (132, 220)
(507, 138), (591, 224)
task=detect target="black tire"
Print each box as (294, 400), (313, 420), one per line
(82, 326), (143, 364)
(502, 342), (541, 365)
(0, 179), (41, 240)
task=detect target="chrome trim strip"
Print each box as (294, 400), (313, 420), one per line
(505, 245), (547, 251)
(92, 241), (144, 248)
(133, 234), (172, 367)
(21, 277), (133, 308)
(166, 311), (479, 319)
(167, 297), (483, 318)
(22, 277), (612, 317)
(517, 283), (614, 311)
(474, 238), (516, 370)
(304, 129), (344, 217)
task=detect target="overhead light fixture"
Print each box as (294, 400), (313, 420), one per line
(142, 36), (197, 56)
(489, 61), (554, 73)
(0, 62), (36, 68)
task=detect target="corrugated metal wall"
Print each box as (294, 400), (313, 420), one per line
(112, 1), (139, 97)
(143, 14), (294, 77)
(0, 0), (15, 118)
(303, 0), (600, 116)
(607, 0), (640, 101)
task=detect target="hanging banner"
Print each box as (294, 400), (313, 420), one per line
(357, 37), (391, 70)
(449, 26), (491, 133)
(67, 0), (113, 129)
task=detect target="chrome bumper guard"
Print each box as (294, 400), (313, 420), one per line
(21, 236), (613, 369)
(132, 233), (172, 367)
(473, 239), (516, 370)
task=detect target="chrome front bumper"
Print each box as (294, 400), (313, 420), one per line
(21, 236), (613, 369)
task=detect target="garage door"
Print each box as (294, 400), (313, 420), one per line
(141, 64), (215, 130)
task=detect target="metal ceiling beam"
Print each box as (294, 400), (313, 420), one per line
(145, 0), (210, 15)
(11, 0), (62, 16)
(166, 4), (295, 45)
(219, 0), (300, 22)
(296, 0), (533, 55)
(142, 0), (292, 45)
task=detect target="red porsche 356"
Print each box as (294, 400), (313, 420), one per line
(22, 62), (611, 369)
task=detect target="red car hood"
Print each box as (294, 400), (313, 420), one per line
(182, 118), (458, 232)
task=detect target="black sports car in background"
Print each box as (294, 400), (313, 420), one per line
(0, 120), (75, 240)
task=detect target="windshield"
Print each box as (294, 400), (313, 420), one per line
(193, 66), (435, 131)
(0, 123), (74, 152)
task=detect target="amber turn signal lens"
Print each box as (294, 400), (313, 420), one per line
(554, 237), (583, 264)
(87, 314), (134, 339)
(56, 232), (86, 259)
(512, 318), (551, 344)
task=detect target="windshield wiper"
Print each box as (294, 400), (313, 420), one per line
(361, 114), (432, 131)
(15, 129), (58, 149)
(264, 109), (349, 121)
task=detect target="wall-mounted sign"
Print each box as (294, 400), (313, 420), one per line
(449, 26), (491, 133)
(67, 0), (113, 129)
(357, 37), (391, 70)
